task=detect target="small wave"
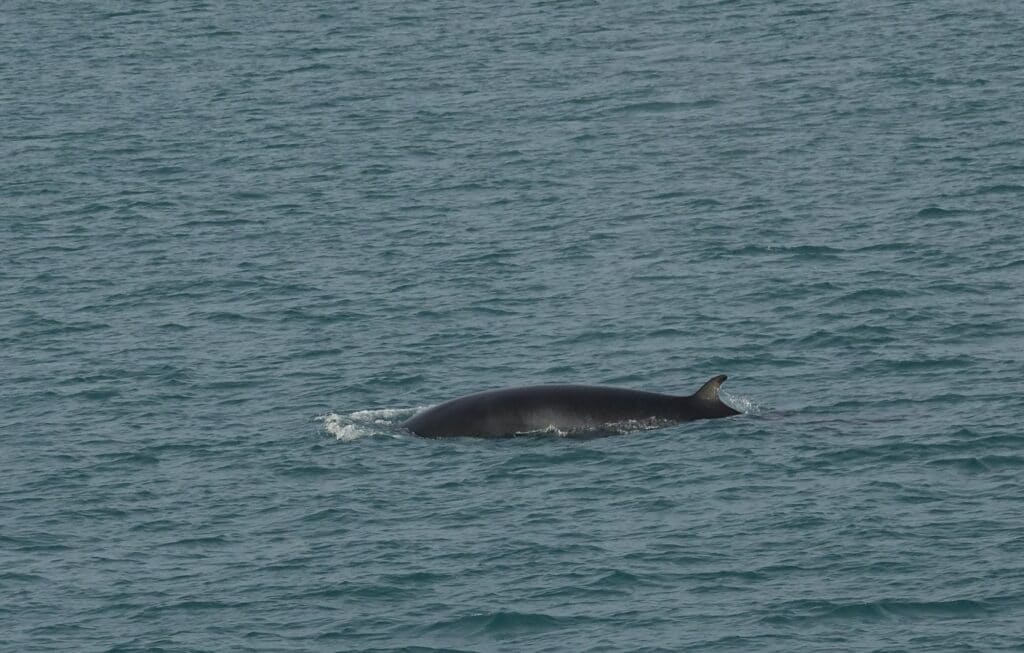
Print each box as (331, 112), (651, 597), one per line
(610, 100), (691, 114)
(317, 407), (419, 441)
(916, 206), (965, 218)
(971, 183), (1024, 195)
(762, 597), (994, 624)
(425, 610), (574, 636)
(926, 455), (1024, 473)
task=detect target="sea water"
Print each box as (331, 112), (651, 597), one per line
(3, 2), (1023, 650)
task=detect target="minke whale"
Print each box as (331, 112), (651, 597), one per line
(403, 374), (740, 438)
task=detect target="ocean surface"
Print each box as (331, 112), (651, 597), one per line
(3, 1), (1024, 651)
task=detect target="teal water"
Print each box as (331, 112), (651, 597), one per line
(3, 2), (1024, 651)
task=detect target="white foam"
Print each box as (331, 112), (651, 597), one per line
(348, 407), (413, 422)
(321, 414), (365, 442)
(317, 407), (423, 441)
(720, 391), (763, 416)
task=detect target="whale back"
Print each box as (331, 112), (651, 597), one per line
(404, 374), (740, 437)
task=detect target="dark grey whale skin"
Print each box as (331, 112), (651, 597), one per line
(403, 374), (739, 438)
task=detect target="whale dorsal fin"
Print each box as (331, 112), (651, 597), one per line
(694, 374), (728, 401)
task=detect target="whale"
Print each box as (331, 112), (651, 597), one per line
(403, 374), (740, 438)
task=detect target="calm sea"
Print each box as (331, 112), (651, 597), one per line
(3, 1), (1024, 651)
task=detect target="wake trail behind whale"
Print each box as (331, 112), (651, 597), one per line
(318, 407), (421, 441)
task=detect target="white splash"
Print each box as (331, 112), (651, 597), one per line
(720, 391), (763, 416)
(317, 407), (421, 442)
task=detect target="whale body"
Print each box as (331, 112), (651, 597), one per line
(403, 374), (740, 438)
